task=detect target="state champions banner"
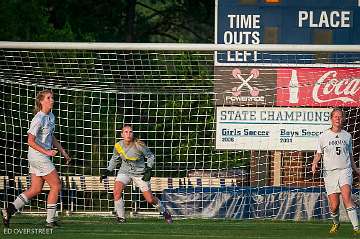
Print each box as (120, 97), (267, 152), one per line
(216, 107), (332, 150)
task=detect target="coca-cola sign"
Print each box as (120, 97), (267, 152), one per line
(276, 68), (360, 107)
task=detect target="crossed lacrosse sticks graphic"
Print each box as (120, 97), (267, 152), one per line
(231, 68), (260, 97)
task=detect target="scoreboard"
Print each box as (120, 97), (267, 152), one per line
(215, 0), (360, 65)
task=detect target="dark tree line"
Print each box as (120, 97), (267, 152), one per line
(0, 0), (214, 43)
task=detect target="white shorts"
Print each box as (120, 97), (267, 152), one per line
(323, 168), (353, 195)
(116, 173), (151, 193)
(28, 148), (55, 176)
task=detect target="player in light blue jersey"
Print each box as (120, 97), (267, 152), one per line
(312, 109), (360, 236)
(1, 89), (71, 228)
(101, 124), (172, 224)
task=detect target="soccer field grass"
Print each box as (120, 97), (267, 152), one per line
(1, 215), (356, 239)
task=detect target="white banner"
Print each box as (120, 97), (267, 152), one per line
(216, 107), (332, 150)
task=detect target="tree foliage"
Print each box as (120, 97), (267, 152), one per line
(0, 0), (214, 43)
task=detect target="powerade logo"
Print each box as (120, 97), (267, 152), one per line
(214, 67), (276, 106)
(231, 68), (260, 96)
(226, 68), (265, 103)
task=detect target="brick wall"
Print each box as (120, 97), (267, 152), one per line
(250, 151), (322, 187)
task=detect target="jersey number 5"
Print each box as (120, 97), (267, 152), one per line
(336, 147), (341, 155)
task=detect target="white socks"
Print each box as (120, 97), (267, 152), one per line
(347, 207), (359, 230)
(13, 194), (57, 224)
(331, 210), (340, 225)
(114, 198), (125, 218)
(46, 204), (57, 223)
(12, 193), (28, 210)
(153, 198), (166, 214)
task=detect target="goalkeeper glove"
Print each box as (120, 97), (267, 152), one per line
(100, 170), (112, 182)
(142, 166), (152, 182)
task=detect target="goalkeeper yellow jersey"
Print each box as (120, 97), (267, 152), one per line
(106, 140), (155, 175)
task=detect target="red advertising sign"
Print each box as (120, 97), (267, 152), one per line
(276, 68), (360, 107)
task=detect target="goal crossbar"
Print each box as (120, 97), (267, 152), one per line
(0, 41), (360, 52)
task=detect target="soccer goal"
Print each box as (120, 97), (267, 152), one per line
(0, 42), (359, 220)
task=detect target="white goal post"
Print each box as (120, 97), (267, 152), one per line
(1, 41), (360, 51)
(0, 42), (359, 219)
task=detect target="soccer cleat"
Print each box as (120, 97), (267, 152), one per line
(163, 210), (173, 224)
(1, 208), (11, 228)
(46, 221), (60, 228)
(329, 223), (340, 234)
(353, 228), (360, 237)
(116, 217), (126, 223)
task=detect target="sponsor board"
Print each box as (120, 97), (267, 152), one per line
(216, 107), (332, 150)
(277, 68), (360, 107)
(215, 67), (276, 106)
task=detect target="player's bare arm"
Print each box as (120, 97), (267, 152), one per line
(312, 152), (321, 175)
(52, 136), (71, 164)
(350, 154), (360, 177)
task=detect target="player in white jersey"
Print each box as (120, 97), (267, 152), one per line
(312, 109), (360, 236)
(101, 124), (172, 224)
(1, 89), (71, 228)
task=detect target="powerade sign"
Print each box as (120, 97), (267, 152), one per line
(215, 0), (360, 65)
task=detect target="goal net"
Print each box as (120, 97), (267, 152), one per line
(0, 42), (359, 220)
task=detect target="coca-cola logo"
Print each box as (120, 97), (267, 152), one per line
(312, 71), (360, 103)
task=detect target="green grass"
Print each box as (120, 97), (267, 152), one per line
(1, 215), (356, 239)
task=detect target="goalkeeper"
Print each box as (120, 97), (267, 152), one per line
(101, 124), (172, 224)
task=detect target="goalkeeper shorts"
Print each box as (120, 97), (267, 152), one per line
(28, 147), (56, 176)
(116, 173), (151, 192)
(323, 168), (353, 195)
